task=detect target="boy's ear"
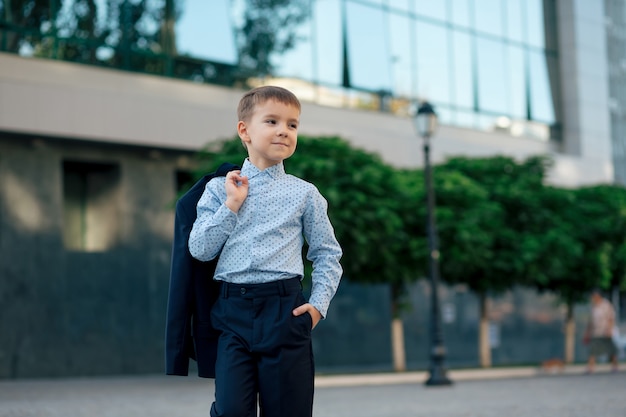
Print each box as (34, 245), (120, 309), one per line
(237, 121), (251, 143)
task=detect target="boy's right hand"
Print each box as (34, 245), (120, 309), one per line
(224, 170), (248, 213)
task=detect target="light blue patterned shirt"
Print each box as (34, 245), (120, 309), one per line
(188, 159), (343, 318)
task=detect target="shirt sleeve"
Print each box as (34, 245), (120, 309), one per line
(188, 179), (238, 262)
(302, 187), (343, 318)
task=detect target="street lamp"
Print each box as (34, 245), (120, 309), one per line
(413, 101), (453, 386)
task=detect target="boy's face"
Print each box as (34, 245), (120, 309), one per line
(237, 99), (300, 170)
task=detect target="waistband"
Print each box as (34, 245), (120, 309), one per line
(220, 277), (302, 298)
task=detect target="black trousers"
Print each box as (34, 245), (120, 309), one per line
(210, 278), (314, 417)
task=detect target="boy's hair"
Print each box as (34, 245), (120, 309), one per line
(237, 86), (301, 122)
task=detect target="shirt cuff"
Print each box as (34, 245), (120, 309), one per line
(213, 203), (238, 231)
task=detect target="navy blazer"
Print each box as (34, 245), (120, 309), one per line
(165, 162), (239, 378)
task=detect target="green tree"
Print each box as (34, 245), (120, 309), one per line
(517, 185), (582, 363)
(435, 155), (552, 367)
(0, 0), (54, 52)
(530, 184), (626, 362)
(574, 185), (626, 293)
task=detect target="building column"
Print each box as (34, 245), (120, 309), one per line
(557, 0), (613, 168)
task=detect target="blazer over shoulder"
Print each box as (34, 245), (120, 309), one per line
(165, 162), (239, 378)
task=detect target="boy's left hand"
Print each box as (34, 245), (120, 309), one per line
(293, 303), (322, 329)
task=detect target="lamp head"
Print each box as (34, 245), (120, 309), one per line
(413, 101), (438, 139)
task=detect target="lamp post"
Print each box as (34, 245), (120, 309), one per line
(413, 101), (452, 386)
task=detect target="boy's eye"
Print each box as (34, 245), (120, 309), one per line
(289, 123), (298, 129)
(266, 119), (276, 124)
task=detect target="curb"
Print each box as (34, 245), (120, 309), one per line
(314, 363), (618, 388)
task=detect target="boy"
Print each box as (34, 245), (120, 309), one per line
(188, 86), (343, 417)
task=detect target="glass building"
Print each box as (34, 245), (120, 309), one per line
(0, 0), (561, 141)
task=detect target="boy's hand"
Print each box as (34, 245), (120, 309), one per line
(293, 303), (322, 329)
(224, 170), (248, 213)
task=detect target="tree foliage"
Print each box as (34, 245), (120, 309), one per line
(235, 0), (311, 78)
(193, 136), (626, 314)
(433, 155), (553, 294)
(1, 0), (310, 82)
(434, 155), (626, 305)
(2, 0), (171, 66)
(431, 168), (505, 294)
(510, 184), (626, 305)
(574, 185), (626, 291)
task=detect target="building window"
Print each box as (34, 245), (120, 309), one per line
(62, 161), (120, 252)
(174, 0), (237, 64)
(415, 21), (450, 104)
(345, 1), (392, 93)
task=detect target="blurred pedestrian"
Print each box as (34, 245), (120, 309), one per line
(584, 289), (618, 373)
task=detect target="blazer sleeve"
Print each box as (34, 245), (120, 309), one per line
(165, 162), (240, 377)
(165, 196), (197, 376)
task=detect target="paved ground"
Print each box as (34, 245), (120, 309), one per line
(0, 365), (624, 417)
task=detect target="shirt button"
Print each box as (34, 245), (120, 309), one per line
(240, 288), (246, 295)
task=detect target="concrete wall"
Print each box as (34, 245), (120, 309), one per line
(0, 134), (181, 377)
(0, 52), (613, 186)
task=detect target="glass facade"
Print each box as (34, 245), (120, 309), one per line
(0, 0), (560, 140)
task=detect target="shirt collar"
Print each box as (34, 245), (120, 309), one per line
(241, 159), (286, 180)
